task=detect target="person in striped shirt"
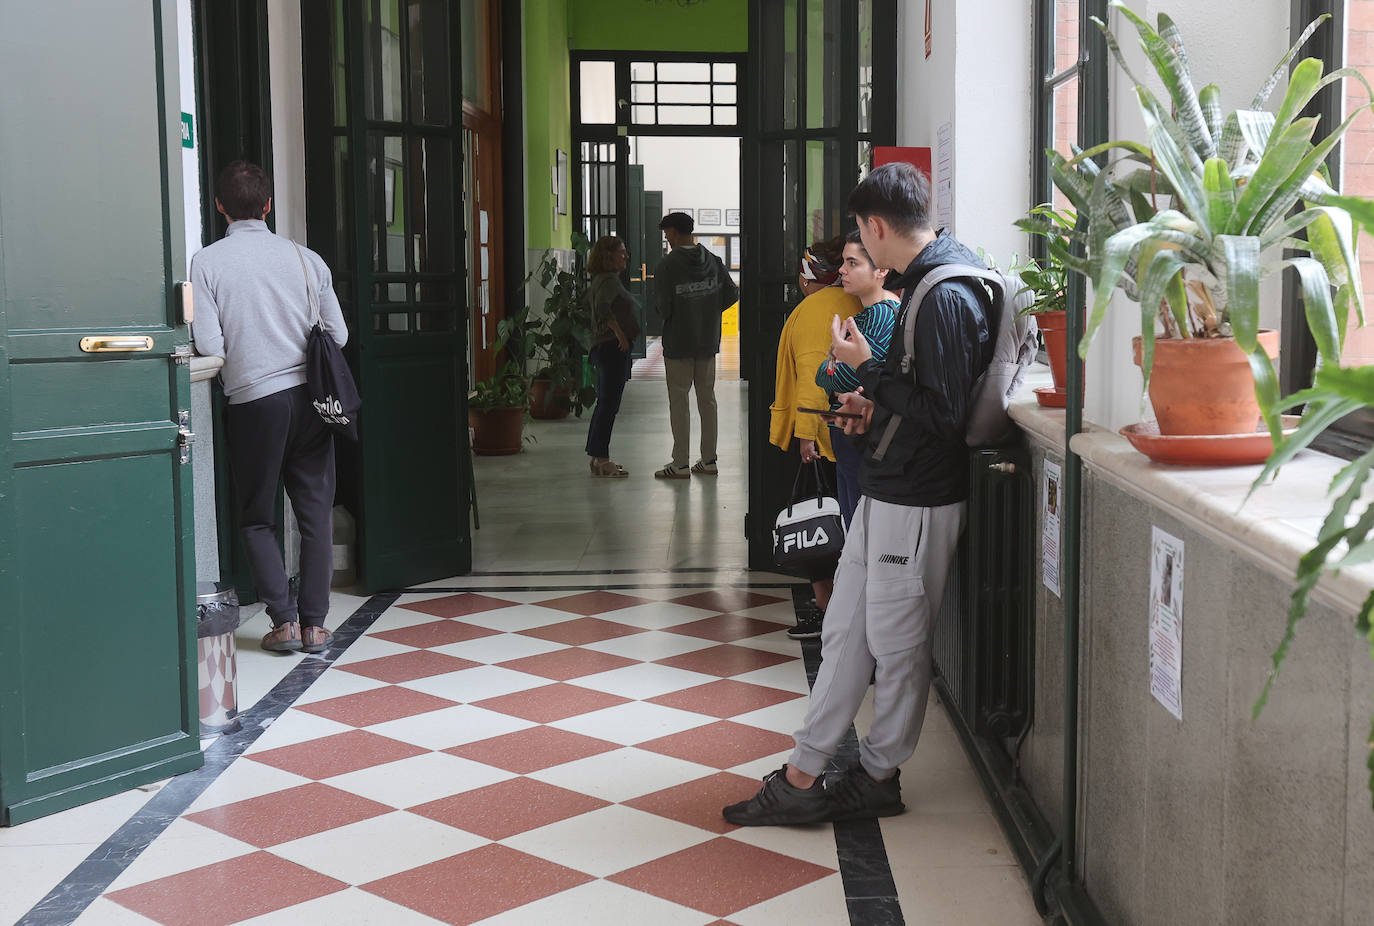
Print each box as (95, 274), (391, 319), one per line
(814, 229), (899, 525)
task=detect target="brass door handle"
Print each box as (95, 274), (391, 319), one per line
(630, 263), (655, 283)
(80, 336), (154, 353)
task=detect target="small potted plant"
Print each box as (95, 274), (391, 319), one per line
(1047, 4), (1374, 461)
(1014, 204), (1076, 406)
(468, 359), (529, 455)
(522, 234), (599, 420)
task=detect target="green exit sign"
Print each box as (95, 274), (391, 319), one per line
(180, 112), (194, 149)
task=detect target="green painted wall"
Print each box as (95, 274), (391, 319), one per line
(567, 0), (747, 52)
(525, 0), (573, 250)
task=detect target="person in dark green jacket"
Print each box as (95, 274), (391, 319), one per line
(652, 211), (739, 479)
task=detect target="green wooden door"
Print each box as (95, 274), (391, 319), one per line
(0, 0), (203, 825)
(340, 0), (471, 591)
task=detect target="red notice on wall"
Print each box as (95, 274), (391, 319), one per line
(873, 146), (932, 180)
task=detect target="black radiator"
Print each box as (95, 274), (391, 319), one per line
(933, 441), (1035, 739)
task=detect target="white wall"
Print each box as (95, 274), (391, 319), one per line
(632, 135), (741, 238)
(268, 0), (307, 241)
(177, 0), (201, 273)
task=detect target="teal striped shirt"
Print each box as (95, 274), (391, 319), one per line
(815, 297), (898, 398)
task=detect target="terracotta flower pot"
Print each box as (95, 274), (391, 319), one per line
(1132, 330), (1280, 436)
(469, 406), (525, 455)
(529, 378), (571, 420)
(1037, 311), (1070, 391)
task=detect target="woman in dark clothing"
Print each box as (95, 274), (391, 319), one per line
(585, 235), (640, 477)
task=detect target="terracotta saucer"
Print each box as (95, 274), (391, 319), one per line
(1119, 416), (1302, 466)
(1034, 385), (1067, 408)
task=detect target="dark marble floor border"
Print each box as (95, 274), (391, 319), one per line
(403, 582), (797, 593)
(465, 567), (762, 576)
(789, 585), (906, 926)
(15, 593), (400, 926)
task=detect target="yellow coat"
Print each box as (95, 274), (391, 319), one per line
(769, 286), (862, 461)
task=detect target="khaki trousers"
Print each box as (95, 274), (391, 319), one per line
(664, 355), (717, 468)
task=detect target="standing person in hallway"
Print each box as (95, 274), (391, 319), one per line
(816, 229), (900, 526)
(652, 211), (739, 480)
(584, 235), (640, 477)
(768, 236), (859, 639)
(191, 161), (349, 655)
(725, 161), (993, 825)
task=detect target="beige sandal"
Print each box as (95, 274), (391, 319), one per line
(590, 458), (629, 477)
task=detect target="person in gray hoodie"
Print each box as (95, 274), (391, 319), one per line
(191, 161), (349, 656)
(652, 211), (739, 479)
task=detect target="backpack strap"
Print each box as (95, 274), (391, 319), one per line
(291, 240), (322, 328)
(869, 264), (1003, 462)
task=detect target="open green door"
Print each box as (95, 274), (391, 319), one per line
(304, 0), (471, 592)
(0, 0), (203, 825)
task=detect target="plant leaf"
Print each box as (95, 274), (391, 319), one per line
(1232, 117), (1319, 234)
(1136, 86), (1211, 235)
(1251, 13), (1331, 110)
(1218, 235), (1261, 350)
(1114, 6), (1215, 159)
(1136, 247), (1189, 387)
(1283, 256), (1341, 365)
(1203, 157), (1236, 233)
(1198, 83), (1223, 143)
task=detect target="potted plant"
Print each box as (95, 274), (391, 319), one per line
(468, 359), (529, 455)
(1047, 4), (1374, 458)
(1014, 204), (1077, 406)
(519, 234), (599, 420)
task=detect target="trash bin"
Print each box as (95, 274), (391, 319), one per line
(196, 581), (240, 735)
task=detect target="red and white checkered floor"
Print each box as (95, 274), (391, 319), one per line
(91, 587), (856, 926)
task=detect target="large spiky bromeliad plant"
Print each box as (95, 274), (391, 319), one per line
(1047, 3), (1374, 440)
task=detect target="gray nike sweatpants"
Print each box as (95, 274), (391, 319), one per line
(789, 495), (966, 780)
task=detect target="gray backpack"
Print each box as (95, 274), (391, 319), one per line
(871, 264), (1038, 459)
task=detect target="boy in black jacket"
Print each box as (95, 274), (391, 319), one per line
(653, 211), (739, 479)
(725, 162), (992, 825)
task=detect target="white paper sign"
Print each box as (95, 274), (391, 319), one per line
(935, 121), (954, 231)
(1042, 460), (1062, 596)
(1149, 527), (1185, 720)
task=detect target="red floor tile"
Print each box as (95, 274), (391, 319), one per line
(622, 771), (763, 834)
(609, 837), (833, 917)
(534, 590), (653, 615)
(653, 644), (797, 678)
(185, 783), (394, 847)
(663, 613), (791, 642)
(370, 619), (501, 649)
(410, 777), (610, 840)
(444, 725), (620, 773)
(106, 851), (346, 926)
(336, 650), (481, 683)
(363, 843), (594, 925)
(647, 678), (802, 719)
(638, 721), (796, 769)
(247, 729), (427, 779)
(671, 590), (787, 613)
(295, 686), (459, 727)
(518, 617), (647, 645)
(472, 683), (631, 723)
(400, 593), (517, 618)
(495, 647), (639, 681)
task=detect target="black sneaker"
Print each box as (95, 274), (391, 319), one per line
(823, 765), (905, 821)
(787, 609), (823, 640)
(722, 766), (833, 826)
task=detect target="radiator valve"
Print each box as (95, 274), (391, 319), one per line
(988, 461), (1017, 474)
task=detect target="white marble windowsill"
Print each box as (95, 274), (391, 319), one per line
(190, 355), (224, 384)
(1009, 365), (1374, 619)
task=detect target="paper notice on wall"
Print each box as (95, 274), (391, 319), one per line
(1149, 527), (1185, 720)
(935, 121), (954, 232)
(1042, 460), (1062, 597)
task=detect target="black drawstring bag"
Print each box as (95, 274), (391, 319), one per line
(772, 462), (845, 566)
(294, 241), (361, 440)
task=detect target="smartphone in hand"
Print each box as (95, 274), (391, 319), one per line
(797, 406), (862, 420)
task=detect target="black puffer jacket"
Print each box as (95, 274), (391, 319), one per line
(855, 231), (993, 507)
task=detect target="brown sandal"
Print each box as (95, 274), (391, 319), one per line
(590, 458), (629, 477)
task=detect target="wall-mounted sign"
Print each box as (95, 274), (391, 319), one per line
(698, 208), (723, 226)
(180, 112), (194, 149)
(669, 207), (694, 220)
(725, 208), (741, 226)
(1042, 460), (1061, 597)
(1149, 526), (1184, 721)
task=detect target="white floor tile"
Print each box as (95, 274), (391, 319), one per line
(186, 758), (313, 812)
(430, 633), (567, 665)
(598, 602), (728, 630)
(324, 751), (515, 808)
(0, 844), (98, 924)
(725, 750), (795, 781)
(890, 865), (1042, 925)
(105, 819), (256, 890)
(473, 878), (713, 926)
(0, 787), (152, 848)
(272, 811), (487, 884)
(365, 607), (453, 633)
(581, 630), (718, 661)
(397, 665), (550, 703)
(364, 704), (535, 751)
(730, 663), (813, 695)
(455, 604), (583, 632)
(724, 823), (840, 870)
(549, 700), (715, 746)
(571, 663), (720, 700)
(503, 804), (713, 878)
(731, 697), (811, 735)
(236, 886), (450, 925)
(529, 747), (717, 803)
(730, 872), (850, 926)
(74, 897), (163, 925)
(243, 708), (355, 755)
(879, 811), (1020, 869)
(290, 667), (390, 706)
(331, 635), (418, 666)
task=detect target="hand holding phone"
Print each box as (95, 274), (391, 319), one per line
(797, 406), (862, 420)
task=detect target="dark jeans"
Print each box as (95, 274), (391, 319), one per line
(585, 341), (632, 458)
(225, 385), (336, 629)
(830, 424), (862, 527)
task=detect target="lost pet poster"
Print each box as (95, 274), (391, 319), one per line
(1042, 460), (1061, 596)
(1149, 527), (1184, 720)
